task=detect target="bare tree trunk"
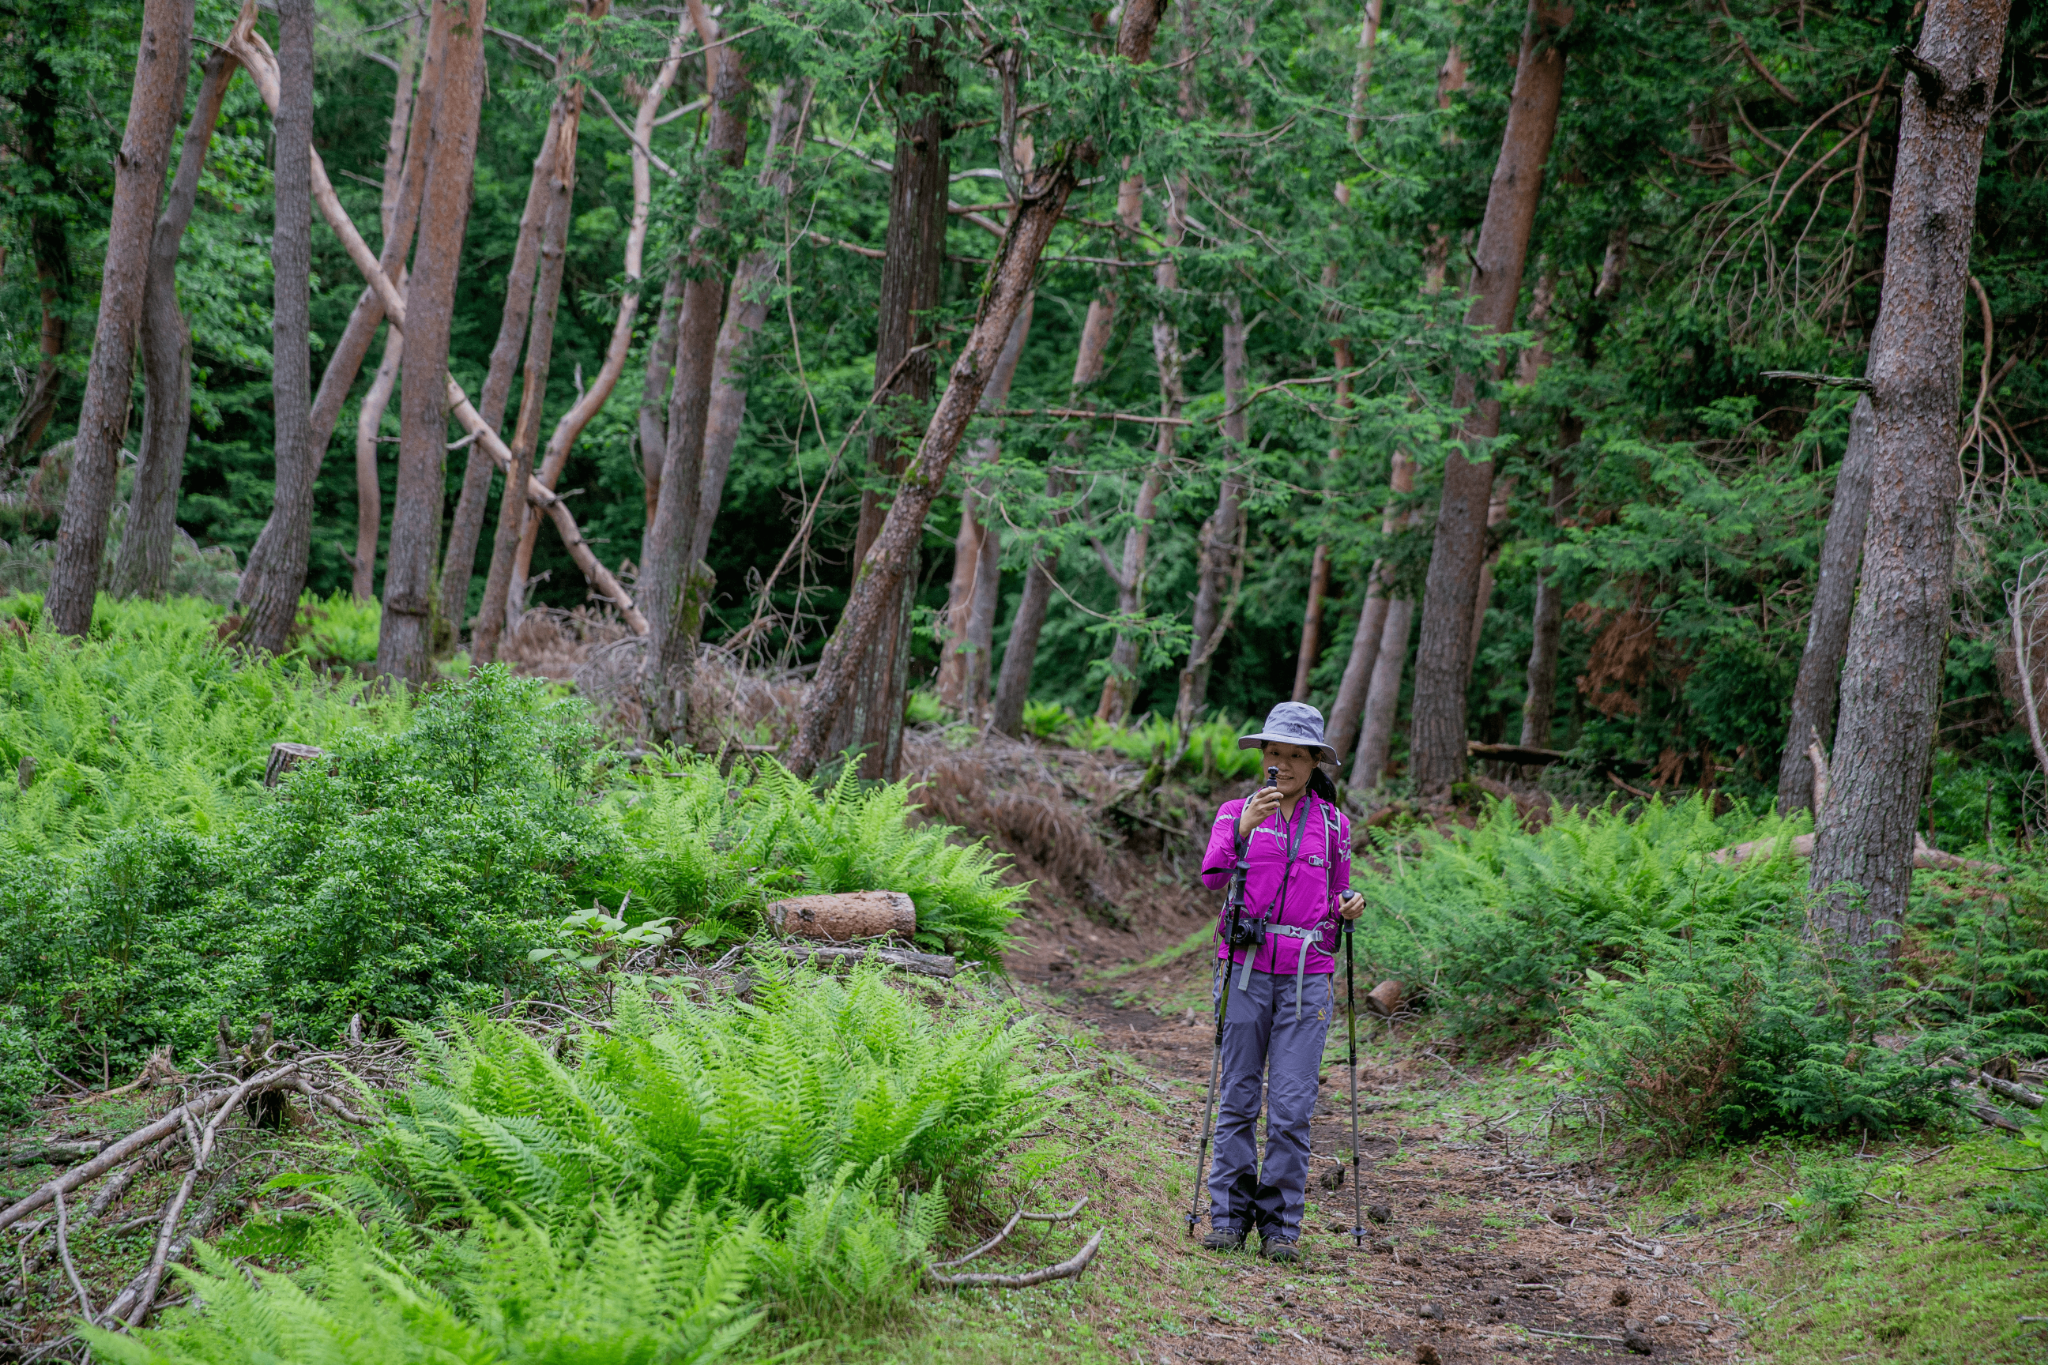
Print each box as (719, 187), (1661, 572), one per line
(352, 324), (401, 599)
(231, 0), (316, 653)
(823, 28), (951, 776)
(1406, 0), (1569, 801)
(45, 0), (194, 636)
(1809, 0), (2006, 944)
(517, 23), (701, 606)
(437, 99), (568, 632)
(1520, 468), (1573, 748)
(991, 469), (1070, 737)
(472, 85), (585, 662)
(1776, 396), (1876, 815)
(638, 267), (684, 555)
(112, 18), (251, 600)
(1176, 294), (1248, 729)
(0, 40), (71, 468)
(375, 0), (487, 684)
(638, 0), (752, 737)
(937, 292), (1034, 716)
(1329, 451), (1413, 767)
(786, 151), (1086, 776)
(1354, 597), (1415, 790)
(1461, 268), (1554, 675)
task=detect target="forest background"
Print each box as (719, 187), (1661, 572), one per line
(4, 0), (2043, 819)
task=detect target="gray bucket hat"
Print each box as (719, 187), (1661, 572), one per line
(1238, 701), (1338, 765)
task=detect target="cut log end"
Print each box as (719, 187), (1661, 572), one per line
(766, 890), (917, 943)
(264, 742), (325, 788)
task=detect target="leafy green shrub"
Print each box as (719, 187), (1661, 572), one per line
(611, 759), (1026, 962)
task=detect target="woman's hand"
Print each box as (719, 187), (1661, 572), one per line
(1338, 893), (1365, 921)
(1236, 785), (1282, 839)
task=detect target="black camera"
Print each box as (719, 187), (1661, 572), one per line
(1225, 913), (1266, 951)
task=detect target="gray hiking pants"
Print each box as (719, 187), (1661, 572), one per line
(1206, 966), (1333, 1243)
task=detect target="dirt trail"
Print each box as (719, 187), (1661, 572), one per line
(1010, 916), (1745, 1363)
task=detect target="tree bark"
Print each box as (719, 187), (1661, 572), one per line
(436, 99), (567, 633)
(375, 0), (487, 684)
(1776, 396), (1876, 815)
(637, 268), (684, 555)
(352, 324), (401, 599)
(937, 292), (1034, 717)
(1809, 0), (2006, 944)
(1329, 450), (1413, 769)
(991, 469), (1070, 738)
(0, 37), (72, 468)
(472, 84), (585, 663)
(1354, 597), (1415, 790)
(786, 150), (1086, 776)
(231, 0), (315, 653)
(1407, 0), (1569, 801)
(639, 0), (752, 737)
(823, 27), (952, 777)
(112, 17), (251, 600)
(1520, 468), (1573, 748)
(44, 0), (195, 636)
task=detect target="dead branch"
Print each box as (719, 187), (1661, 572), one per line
(932, 1197), (1090, 1270)
(1711, 831), (2004, 874)
(783, 942), (958, 979)
(926, 1228), (1103, 1289)
(54, 1188), (96, 1326)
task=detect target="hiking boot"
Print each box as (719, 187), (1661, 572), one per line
(1202, 1227), (1246, 1251)
(1260, 1237), (1301, 1264)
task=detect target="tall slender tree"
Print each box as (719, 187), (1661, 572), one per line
(44, 0), (195, 636)
(1407, 0), (1570, 800)
(376, 0), (487, 683)
(1809, 0), (2010, 944)
(0, 29), (72, 466)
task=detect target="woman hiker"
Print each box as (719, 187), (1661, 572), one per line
(1198, 701), (1364, 1261)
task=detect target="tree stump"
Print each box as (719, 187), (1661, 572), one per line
(1367, 979), (1405, 1017)
(765, 891), (917, 943)
(265, 742), (324, 788)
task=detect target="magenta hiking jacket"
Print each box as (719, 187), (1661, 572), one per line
(1201, 791), (1352, 977)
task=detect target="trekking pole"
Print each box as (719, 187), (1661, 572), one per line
(1342, 914), (1366, 1246)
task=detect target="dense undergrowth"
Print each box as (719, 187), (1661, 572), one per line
(1354, 798), (2048, 1154)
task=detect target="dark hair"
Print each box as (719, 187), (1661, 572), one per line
(1308, 767), (1339, 805)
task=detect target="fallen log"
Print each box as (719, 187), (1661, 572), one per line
(1712, 831), (2004, 875)
(766, 890), (917, 942)
(784, 942), (957, 979)
(1467, 740), (1568, 767)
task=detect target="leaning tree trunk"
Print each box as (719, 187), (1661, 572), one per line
(1328, 451), (1413, 767)
(437, 100), (568, 633)
(232, 0), (316, 653)
(376, 0), (487, 684)
(821, 30), (951, 777)
(991, 468), (1073, 738)
(787, 151), (1087, 776)
(639, 0), (752, 738)
(1809, 0), (2008, 945)
(44, 0), (194, 637)
(1776, 396), (1877, 815)
(1520, 468), (1574, 748)
(1407, 0), (1569, 801)
(112, 23), (250, 600)
(0, 41), (71, 468)
(233, 18), (433, 635)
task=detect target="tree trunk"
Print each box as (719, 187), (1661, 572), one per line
(991, 476), (1070, 738)
(1809, 0), (2006, 944)
(1329, 451), (1413, 767)
(786, 151), (1087, 777)
(0, 39), (71, 468)
(375, 0), (487, 684)
(112, 25), (249, 601)
(638, 267), (684, 556)
(1465, 474), (1517, 677)
(472, 85), (585, 662)
(520, 23), (702, 601)
(44, 0), (194, 637)
(1176, 294), (1248, 729)
(1353, 596), (1415, 789)
(231, 18), (433, 636)
(1520, 468), (1573, 748)
(1776, 396), (1876, 815)
(437, 99), (568, 633)
(352, 323), (401, 599)
(1406, 0), (1569, 801)
(938, 292), (1035, 717)
(823, 28), (952, 776)
(639, 0), (752, 738)
(231, 0), (315, 653)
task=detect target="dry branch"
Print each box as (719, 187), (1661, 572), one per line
(932, 1196), (1089, 1270)
(927, 1228), (1103, 1288)
(783, 943), (957, 979)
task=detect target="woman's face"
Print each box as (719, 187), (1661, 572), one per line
(1260, 742), (1317, 800)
